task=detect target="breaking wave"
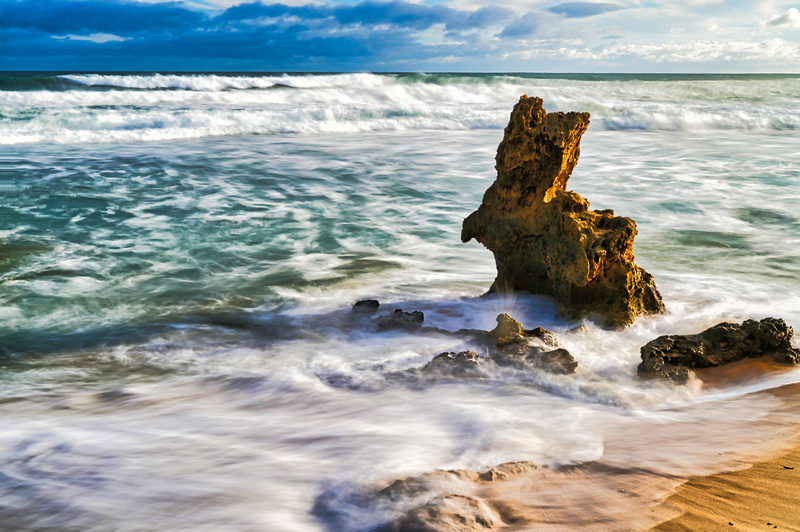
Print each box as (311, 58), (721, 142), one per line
(1, 72), (799, 144)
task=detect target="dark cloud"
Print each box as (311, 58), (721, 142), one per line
(547, 2), (623, 18)
(0, 0), (206, 34)
(218, 2), (333, 23)
(0, 0), (519, 71)
(217, 1), (508, 31)
(498, 11), (544, 39)
(335, 2), (464, 30)
(0, 0), (514, 35)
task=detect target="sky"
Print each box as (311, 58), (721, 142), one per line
(1, 0), (799, 72)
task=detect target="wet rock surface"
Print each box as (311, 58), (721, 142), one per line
(422, 351), (484, 378)
(378, 469), (480, 501)
(377, 462), (537, 532)
(461, 96), (664, 327)
(487, 313), (525, 345)
(419, 313), (577, 377)
(388, 494), (501, 531)
(345, 303), (579, 386)
(638, 317), (800, 384)
(488, 313), (559, 348)
(476, 461), (538, 482)
(490, 344), (577, 375)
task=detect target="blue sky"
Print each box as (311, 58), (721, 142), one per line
(1, 0), (799, 72)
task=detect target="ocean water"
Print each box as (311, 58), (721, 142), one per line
(1, 72), (800, 530)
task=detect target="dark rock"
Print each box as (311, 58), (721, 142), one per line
(530, 348), (578, 375)
(461, 95), (664, 327)
(422, 351), (483, 378)
(527, 326), (560, 347)
(377, 309), (425, 331)
(638, 317), (800, 384)
(491, 343), (546, 368)
(352, 299), (380, 314)
(490, 343), (577, 374)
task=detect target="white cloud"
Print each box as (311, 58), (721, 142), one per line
(52, 33), (130, 43)
(765, 7), (800, 29)
(506, 37), (800, 64)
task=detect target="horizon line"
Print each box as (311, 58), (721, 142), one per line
(2, 70), (799, 76)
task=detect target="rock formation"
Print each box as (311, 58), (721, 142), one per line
(389, 494), (501, 531)
(421, 314), (577, 376)
(377, 461), (537, 532)
(352, 299), (380, 314)
(491, 345), (578, 375)
(488, 313), (559, 347)
(462, 96), (664, 327)
(638, 317), (800, 384)
(423, 351), (484, 378)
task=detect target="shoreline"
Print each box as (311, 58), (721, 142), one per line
(652, 442), (800, 531)
(381, 381), (800, 531)
(650, 383), (800, 531)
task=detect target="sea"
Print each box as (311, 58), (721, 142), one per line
(1, 72), (800, 530)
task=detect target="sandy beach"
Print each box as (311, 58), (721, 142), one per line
(653, 443), (800, 531)
(651, 383), (800, 531)
(409, 382), (800, 531)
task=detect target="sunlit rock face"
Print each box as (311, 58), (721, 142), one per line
(462, 96), (664, 328)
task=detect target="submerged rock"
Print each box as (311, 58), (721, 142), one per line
(461, 96), (664, 328)
(377, 309), (425, 331)
(638, 317), (800, 384)
(490, 344), (578, 375)
(390, 494), (502, 531)
(379, 461), (537, 501)
(378, 461), (537, 532)
(530, 348), (578, 375)
(419, 314), (575, 377)
(378, 469), (480, 501)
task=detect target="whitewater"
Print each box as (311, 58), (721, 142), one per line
(2, 72), (800, 530)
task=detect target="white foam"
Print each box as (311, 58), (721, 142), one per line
(3, 74), (799, 145)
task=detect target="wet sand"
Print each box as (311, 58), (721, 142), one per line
(651, 382), (800, 532)
(436, 381), (800, 531)
(652, 443), (800, 531)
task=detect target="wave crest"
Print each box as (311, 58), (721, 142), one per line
(1, 73), (798, 144)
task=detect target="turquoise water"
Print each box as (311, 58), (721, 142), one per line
(1, 73), (800, 530)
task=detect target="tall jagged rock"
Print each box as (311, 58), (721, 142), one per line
(462, 96), (664, 327)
